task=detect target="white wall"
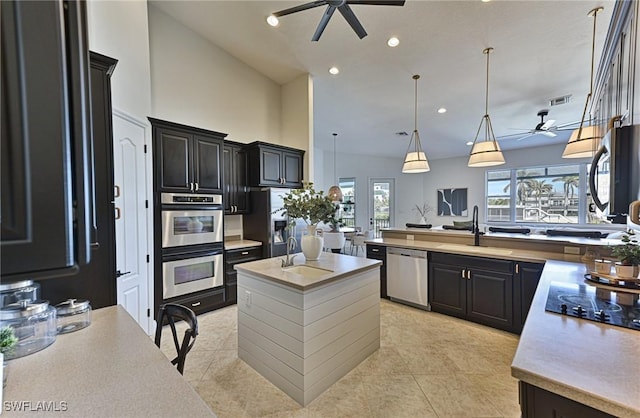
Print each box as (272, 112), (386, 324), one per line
(319, 143), (591, 228)
(86, 0), (151, 119)
(282, 74), (314, 182)
(147, 5), (282, 144)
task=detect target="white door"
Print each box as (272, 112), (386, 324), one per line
(368, 178), (395, 238)
(112, 110), (152, 334)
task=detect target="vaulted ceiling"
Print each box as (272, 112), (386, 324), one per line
(151, 0), (615, 160)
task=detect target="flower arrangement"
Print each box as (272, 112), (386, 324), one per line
(0, 326), (17, 356)
(275, 182), (337, 227)
(609, 233), (640, 266)
(414, 203), (434, 223)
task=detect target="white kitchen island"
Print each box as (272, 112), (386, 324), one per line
(234, 252), (382, 406)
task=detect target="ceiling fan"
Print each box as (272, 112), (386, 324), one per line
(269, 0), (406, 42)
(499, 109), (575, 142)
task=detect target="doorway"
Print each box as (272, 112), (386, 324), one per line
(368, 178), (394, 238)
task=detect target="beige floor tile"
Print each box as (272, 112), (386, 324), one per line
(361, 374), (438, 418)
(414, 374), (502, 417)
(161, 300), (521, 417)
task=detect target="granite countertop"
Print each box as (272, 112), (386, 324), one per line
(365, 237), (582, 263)
(381, 227), (622, 247)
(511, 260), (640, 417)
(234, 252), (381, 291)
(2, 306), (215, 418)
(224, 239), (262, 250)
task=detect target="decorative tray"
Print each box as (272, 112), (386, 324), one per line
(585, 272), (640, 289)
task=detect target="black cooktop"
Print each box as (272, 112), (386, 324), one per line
(545, 281), (640, 331)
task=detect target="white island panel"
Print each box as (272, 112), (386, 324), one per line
(236, 253), (381, 406)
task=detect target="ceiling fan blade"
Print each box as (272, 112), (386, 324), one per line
(497, 132), (531, 140)
(542, 131), (557, 137)
(541, 119), (556, 130)
(346, 0), (406, 5)
(273, 1), (327, 17)
(312, 5), (337, 41)
(338, 4), (367, 39)
(516, 133), (536, 142)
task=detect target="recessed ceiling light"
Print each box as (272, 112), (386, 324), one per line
(481, 0), (491, 2)
(329, 66), (340, 75)
(266, 15), (279, 27)
(437, 107), (447, 114)
(387, 37), (400, 47)
(466, 141), (474, 146)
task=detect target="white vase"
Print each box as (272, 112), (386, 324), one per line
(301, 225), (323, 261)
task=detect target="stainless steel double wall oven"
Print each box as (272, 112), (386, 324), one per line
(160, 193), (224, 300)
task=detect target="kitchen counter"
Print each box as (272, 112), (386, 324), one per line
(511, 260), (640, 417)
(236, 252), (381, 406)
(224, 238), (262, 250)
(2, 306), (215, 417)
(234, 252), (381, 290)
(366, 237), (583, 263)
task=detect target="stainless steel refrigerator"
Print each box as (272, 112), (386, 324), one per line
(244, 188), (302, 258)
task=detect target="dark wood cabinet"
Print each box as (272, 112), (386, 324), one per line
(39, 52), (118, 308)
(429, 252), (514, 332)
(366, 244), (388, 299)
(149, 118), (226, 194)
(519, 381), (615, 418)
(246, 142), (304, 188)
(223, 141), (250, 214)
(224, 246), (262, 305)
(164, 287), (226, 316)
(1, 0), (93, 281)
(513, 261), (544, 333)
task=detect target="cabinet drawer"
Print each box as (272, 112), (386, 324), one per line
(164, 287), (225, 315)
(430, 252), (513, 274)
(366, 245), (387, 261)
(225, 246), (262, 262)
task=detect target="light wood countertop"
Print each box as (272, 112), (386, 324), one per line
(511, 260), (640, 417)
(234, 252), (381, 291)
(2, 306), (215, 417)
(224, 239), (262, 250)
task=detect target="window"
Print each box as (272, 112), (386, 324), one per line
(486, 164), (605, 225)
(338, 178), (356, 228)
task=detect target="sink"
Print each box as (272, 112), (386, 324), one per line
(282, 265), (334, 278)
(437, 243), (513, 256)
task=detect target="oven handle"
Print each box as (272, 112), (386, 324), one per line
(160, 204), (224, 211)
(162, 249), (223, 262)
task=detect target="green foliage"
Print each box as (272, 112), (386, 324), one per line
(275, 182), (338, 226)
(609, 233), (640, 266)
(0, 326), (17, 355)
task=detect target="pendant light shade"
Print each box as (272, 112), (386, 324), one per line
(328, 133), (343, 202)
(563, 7), (604, 159)
(402, 75), (430, 173)
(468, 47), (505, 168)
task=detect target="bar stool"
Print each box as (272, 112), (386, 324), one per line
(154, 303), (199, 375)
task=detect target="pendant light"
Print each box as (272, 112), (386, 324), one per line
(468, 47), (505, 167)
(402, 75), (430, 173)
(327, 133), (344, 202)
(562, 7), (604, 159)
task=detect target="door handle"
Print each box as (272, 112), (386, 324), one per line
(467, 270), (472, 280)
(114, 207), (121, 220)
(461, 269), (466, 279)
(115, 270), (131, 278)
(114, 184), (120, 198)
(195, 182), (199, 191)
(515, 263), (519, 274)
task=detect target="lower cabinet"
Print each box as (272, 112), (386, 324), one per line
(224, 246), (262, 305)
(429, 252), (515, 332)
(513, 262), (544, 333)
(519, 381), (616, 418)
(366, 244), (388, 299)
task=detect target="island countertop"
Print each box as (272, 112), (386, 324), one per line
(2, 306), (215, 418)
(234, 252), (381, 290)
(511, 260), (640, 417)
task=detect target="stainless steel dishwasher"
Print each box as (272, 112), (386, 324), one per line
(386, 247), (429, 310)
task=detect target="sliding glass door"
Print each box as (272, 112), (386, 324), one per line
(368, 178), (394, 238)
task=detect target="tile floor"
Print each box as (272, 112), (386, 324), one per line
(160, 299), (521, 417)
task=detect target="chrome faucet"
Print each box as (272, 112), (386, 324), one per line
(472, 205), (484, 246)
(281, 235), (298, 267)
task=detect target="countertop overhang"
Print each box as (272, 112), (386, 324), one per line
(234, 252), (381, 291)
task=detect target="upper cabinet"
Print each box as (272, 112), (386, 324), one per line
(223, 141), (250, 214)
(246, 142), (304, 188)
(149, 118), (226, 194)
(1, 0), (93, 280)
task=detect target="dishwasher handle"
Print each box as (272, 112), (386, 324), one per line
(387, 247), (428, 259)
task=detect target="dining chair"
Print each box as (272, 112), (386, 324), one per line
(154, 303), (199, 375)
